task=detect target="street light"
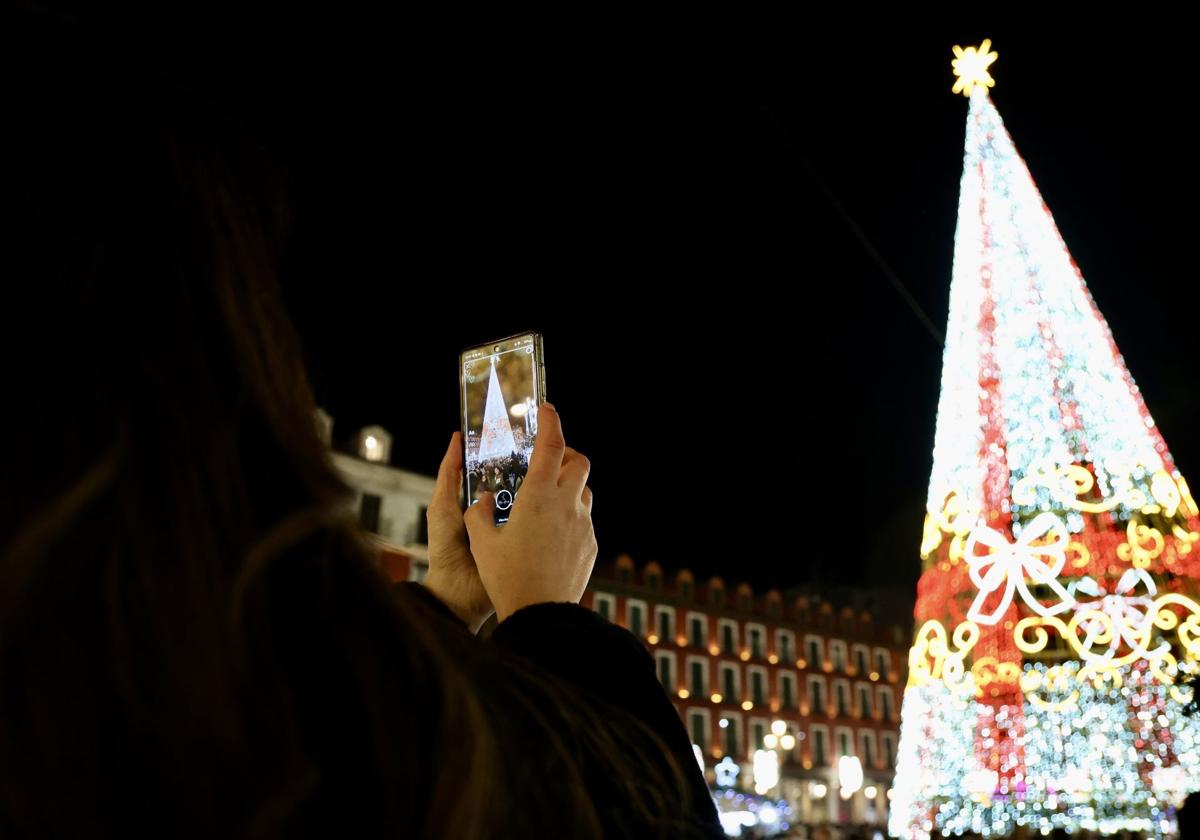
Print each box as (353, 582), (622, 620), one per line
(838, 755), (863, 799)
(765, 720), (796, 752)
(754, 719), (788, 796)
(753, 749), (780, 795)
(511, 398), (535, 435)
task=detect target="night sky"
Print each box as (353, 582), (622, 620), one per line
(97, 13), (1199, 593)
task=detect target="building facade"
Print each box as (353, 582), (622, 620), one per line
(320, 411), (434, 582)
(584, 556), (909, 827)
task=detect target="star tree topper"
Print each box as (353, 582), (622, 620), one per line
(952, 39), (998, 96)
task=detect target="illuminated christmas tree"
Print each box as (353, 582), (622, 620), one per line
(890, 41), (1200, 839)
(478, 360), (518, 462)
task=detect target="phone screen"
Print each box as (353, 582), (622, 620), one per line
(460, 333), (543, 523)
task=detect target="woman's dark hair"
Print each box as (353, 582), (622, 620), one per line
(1, 10), (694, 838)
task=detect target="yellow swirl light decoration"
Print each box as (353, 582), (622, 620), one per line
(971, 657), (1021, 696)
(1012, 594), (1200, 694)
(923, 489), (980, 562)
(1013, 616), (1053, 656)
(1178, 474), (1199, 517)
(938, 491), (978, 535)
(1148, 470), (1182, 517)
(1011, 462), (1148, 514)
(1077, 661), (1124, 691)
(1067, 541), (1091, 569)
(907, 619), (979, 691)
(1117, 519), (1165, 569)
(1149, 650), (1188, 703)
(1166, 521), (1200, 558)
(1020, 665), (1080, 712)
(1178, 610), (1200, 659)
(1006, 464), (1199, 568)
(948, 533), (967, 565)
(921, 513), (943, 559)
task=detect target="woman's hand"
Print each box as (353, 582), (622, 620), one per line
(423, 432), (494, 633)
(465, 404), (597, 622)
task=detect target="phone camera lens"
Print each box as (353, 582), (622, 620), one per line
(494, 344), (501, 352)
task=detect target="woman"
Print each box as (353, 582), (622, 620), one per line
(0, 10), (720, 839)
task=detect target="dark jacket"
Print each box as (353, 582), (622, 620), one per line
(402, 581), (724, 838)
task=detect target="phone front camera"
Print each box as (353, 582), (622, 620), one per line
(494, 345), (501, 352)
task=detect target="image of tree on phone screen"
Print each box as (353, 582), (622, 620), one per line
(462, 343), (537, 518)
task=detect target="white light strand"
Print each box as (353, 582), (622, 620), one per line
(925, 90), (1170, 531)
(891, 663), (1198, 839)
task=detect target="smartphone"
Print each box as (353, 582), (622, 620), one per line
(459, 331), (546, 523)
